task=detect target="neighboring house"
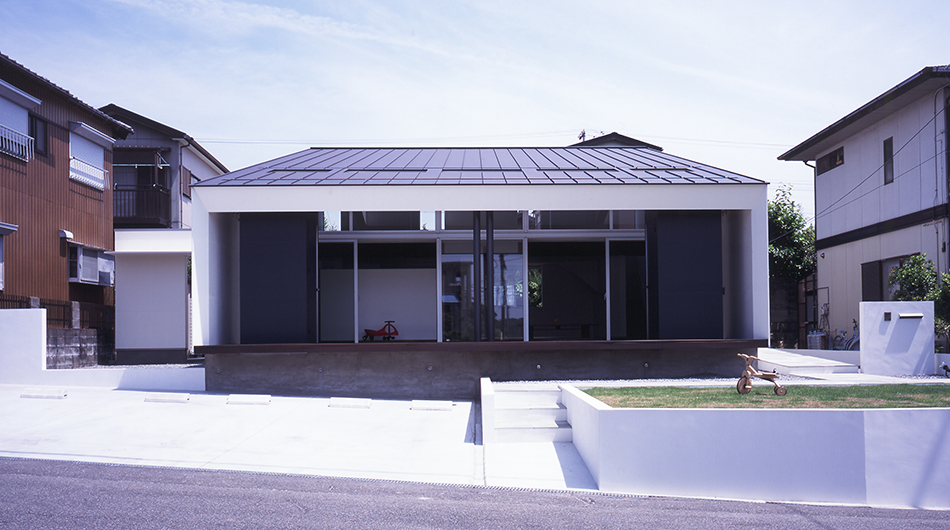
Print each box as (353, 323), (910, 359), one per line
(779, 66), (950, 340)
(100, 104), (229, 230)
(0, 52), (131, 366)
(98, 104), (228, 364)
(191, 135), (770, 398)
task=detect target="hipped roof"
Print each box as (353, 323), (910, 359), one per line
(197, 145), (762, 188)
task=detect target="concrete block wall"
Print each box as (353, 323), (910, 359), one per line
(46, 328), (114, 369)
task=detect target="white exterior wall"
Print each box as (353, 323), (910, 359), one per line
(115, 253), (188, 350)
(817, 222), (945, 335)
(180, 146), (225, 230)
(815, 89), (948, 241)
(114, 230), (192, 351)
(814, 88), (950, 334)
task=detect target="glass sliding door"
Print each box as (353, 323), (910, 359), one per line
(609, 240), (647, 340)
(441, 240), (524, 341)
(527, 241), (606, 340)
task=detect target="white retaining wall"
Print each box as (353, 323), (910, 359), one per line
(0, 309), (204, 391)
(562, 384), (950, 509)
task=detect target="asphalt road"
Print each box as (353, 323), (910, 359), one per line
(0, 458), (947, 529)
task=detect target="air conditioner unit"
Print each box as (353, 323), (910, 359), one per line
(68, 245), (114, 286)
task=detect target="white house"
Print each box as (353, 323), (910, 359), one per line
(780, 66), (950, 339)
(191, 135), (770, 398)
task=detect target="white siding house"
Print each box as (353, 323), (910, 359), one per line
(780, 66), (950, 338)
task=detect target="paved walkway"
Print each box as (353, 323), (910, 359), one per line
(0, 384), (598, 490)
(1, 366), (947, 492)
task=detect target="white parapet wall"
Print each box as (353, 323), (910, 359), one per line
(480, 378), (496, 445)
(860, 301), (935, 376)
(562, 384), (950, 509)
(0, 308), (204, 391)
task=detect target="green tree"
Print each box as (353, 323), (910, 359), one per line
(768, 184), (815, 282)
(888, 254), (950, 341)
(889, 254), (937, 301)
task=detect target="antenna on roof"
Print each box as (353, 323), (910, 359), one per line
(578, 129), (586, 141)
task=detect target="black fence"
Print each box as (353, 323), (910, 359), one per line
(0, 293), (114, 330)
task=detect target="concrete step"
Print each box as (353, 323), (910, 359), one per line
(495, 420), (573, 443)
(757, 357), (859, 376)
(494, 389), (562, 408)
(496, 403), (567, 424)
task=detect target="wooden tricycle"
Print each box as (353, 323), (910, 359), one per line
(362, 320), (399, 341)
(736, 353), (787, 396)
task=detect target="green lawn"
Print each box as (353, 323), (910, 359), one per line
(584, 384), (950, 409)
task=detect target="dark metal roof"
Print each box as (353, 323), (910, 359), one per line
(100, 103), (229, 173)
(779, 66), (950, 161)
(197, 146), (762, 187)
(0, 52), (133, 139)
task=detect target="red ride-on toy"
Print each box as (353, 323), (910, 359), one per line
(362, 321), (398, 341)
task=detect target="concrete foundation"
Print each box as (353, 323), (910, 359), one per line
(198, 339), (765, 400)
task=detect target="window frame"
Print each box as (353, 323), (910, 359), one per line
(28, 114), (47, 157)
(883, 137), (894, 185)
(816, 147), (844, 175)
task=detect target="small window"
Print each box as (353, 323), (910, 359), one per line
(182, 167), (192, 198)
(29, 115), (47, 156)
(816, 147), (844, 175)
(349, 211), (420, 231)
(528, 210), (609, 229)
(69, 132), (107, 190)
(883, 137), (894, 184)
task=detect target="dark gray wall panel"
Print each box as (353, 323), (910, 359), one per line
(652, 211), (723, 339)
(240, 213), (315, 344)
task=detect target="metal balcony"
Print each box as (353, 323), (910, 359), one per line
(113, 185), (171, 228)
(0, 123), (33, 162)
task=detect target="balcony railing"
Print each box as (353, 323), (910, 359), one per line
(0, 123), (33, 162)
(69, 157), (108, 190)
(114, 185), (171, 228)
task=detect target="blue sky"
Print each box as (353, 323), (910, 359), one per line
(4, 0), (950, 220)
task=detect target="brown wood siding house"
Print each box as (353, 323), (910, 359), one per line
(0, 53), (131, 305)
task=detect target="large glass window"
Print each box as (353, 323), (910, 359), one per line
(359, 242), (438, 341)
(441, 240), (523, 341)
(527, 241), (606, 340)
